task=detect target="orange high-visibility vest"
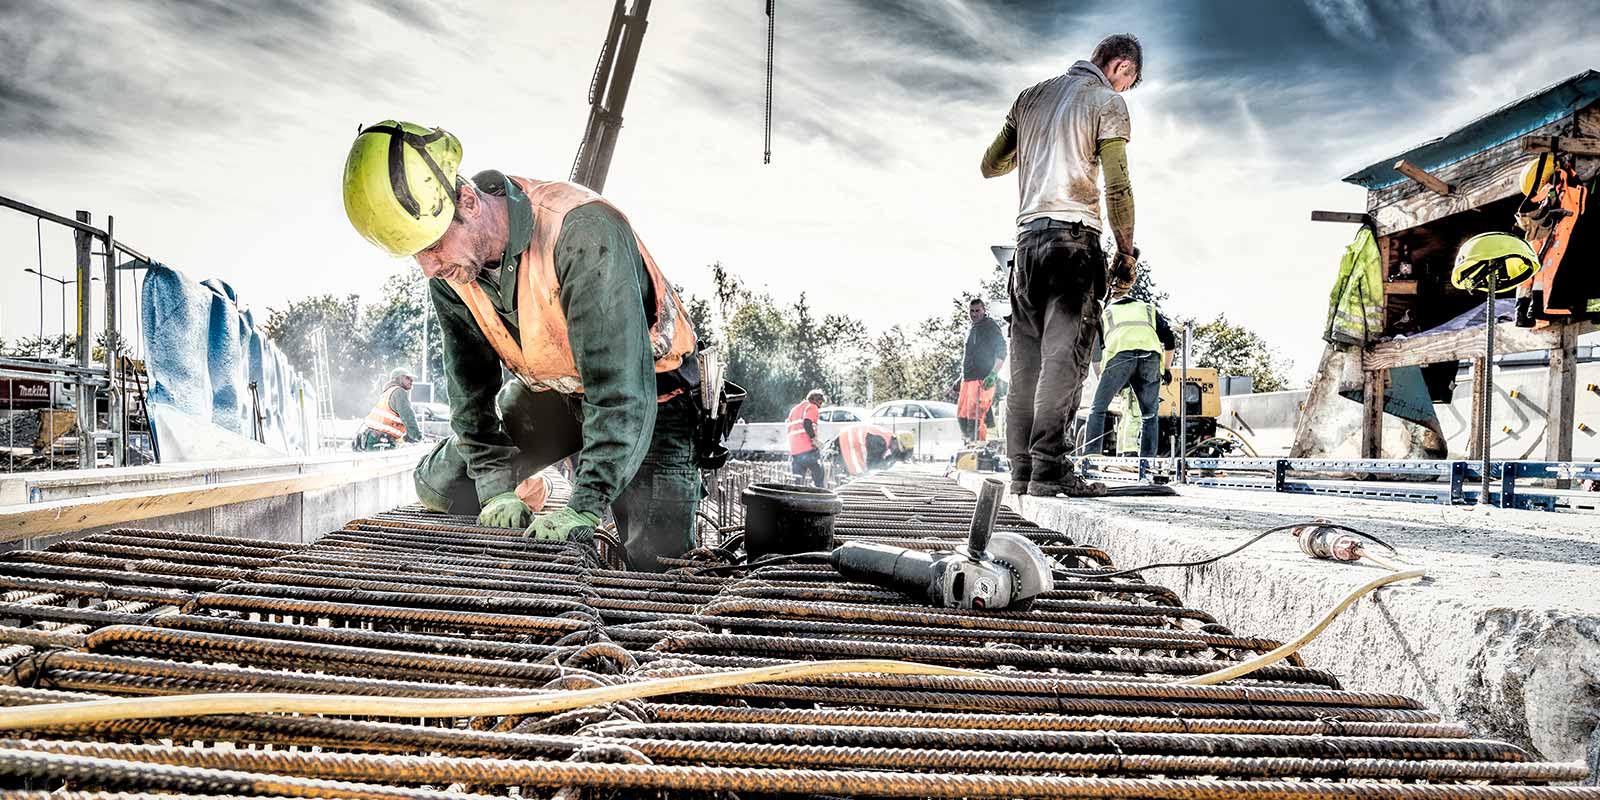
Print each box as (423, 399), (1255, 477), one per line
(1529, 174), (1587, 318)
(787, 401), (820, 455)
(838, 424), (893, 476)
(447, 177), (697, 396)
(362, 386), (406, 439)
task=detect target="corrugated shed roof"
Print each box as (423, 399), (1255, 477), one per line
(1343, 69), (1600, 190)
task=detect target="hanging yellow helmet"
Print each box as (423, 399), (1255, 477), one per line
(1451, 232), (1538, 294)
(1519, 154), (1558, 196)
(343, 121), (463, 257)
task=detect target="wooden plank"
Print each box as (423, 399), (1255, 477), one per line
(1363, 321), (1592, 371)
(1520, 135), (1600, 157)
(1360, 365), (1385, 459)
(0, 461), (415, 542)
(1468, 358), (1487, 460)
(1393, 160), (1452, 195)
(1310, 210), (1374, 225)
(1383, 280), (1419, 295)
(1546, 323), (1580, 465)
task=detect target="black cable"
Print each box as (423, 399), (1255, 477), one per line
(1061, 521), (1398, 582)
(692, 550), (831, 576)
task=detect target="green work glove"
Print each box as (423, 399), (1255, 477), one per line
(982, 372), (997, 390)
(477, 492), (532, 529)
(526, 507), (602, 542)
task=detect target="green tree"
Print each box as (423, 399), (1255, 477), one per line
(261, 294), (369, 417)
(1182, 313), (1293, 393)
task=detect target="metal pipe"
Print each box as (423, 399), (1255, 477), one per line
(1179, 320), (1192, 483)
(104, 218), (123, 467)
(73, 211), (94, 470)
(0, 193), (152, 264)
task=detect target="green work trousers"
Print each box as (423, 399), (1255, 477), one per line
(413, 380), (701, 572)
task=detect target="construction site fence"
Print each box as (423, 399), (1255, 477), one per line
(1076, 455), (1600, 513)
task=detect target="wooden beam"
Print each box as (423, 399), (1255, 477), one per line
(1360, 365), (1385, 459)
(1546, 323), (1580, 466)
(1310, 210), (1374, 226)
(1520, 135), (1600, 157)
(1468, 358), (1487, 460)
(1363, 321), (1597, 372)
(1393, 160), (1452, 195)
(0, 461), (415, 542)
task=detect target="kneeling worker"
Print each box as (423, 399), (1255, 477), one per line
(342, 121), (702, 570)
(354, 367), (422, 450)
(832, 424), (915, 477)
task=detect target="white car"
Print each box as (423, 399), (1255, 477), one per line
(414, 401), (452, 440)
(818, 406), (871, 424)
(867, 400), (964, 459)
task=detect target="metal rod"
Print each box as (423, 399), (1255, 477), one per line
(73, 211), (94, 470)
(105, 218), (123, 467)
(0, 193), (152, 264)
(1481, 277), (1495, 505)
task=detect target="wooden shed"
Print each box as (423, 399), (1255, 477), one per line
(1329, 70), (1600, 462)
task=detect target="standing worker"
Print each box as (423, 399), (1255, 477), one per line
(980, 34), (1144, 497)
(354, 367), (422, 450)
(831, 424), (915, 477)
(787, 389), (827, 488)
(1083, 280), (1175, 458)
(958, 298), (1006, 442)
(342, 120), (704, 571)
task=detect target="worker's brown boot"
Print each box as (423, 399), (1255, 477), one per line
(1026, 466), (1107, 498)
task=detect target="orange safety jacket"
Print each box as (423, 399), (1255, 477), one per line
(446, 177), (698, 397)
(1527, 170), (1588, 318)
(787, 401), (820, 455)
(362, 386), (406, 439)
(838, 424), (893, 476)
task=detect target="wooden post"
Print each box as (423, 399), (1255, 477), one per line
(1360, 362), (1385, 459)
(1546, 323), (1579, 466)
(1468, 357), (1487, 460)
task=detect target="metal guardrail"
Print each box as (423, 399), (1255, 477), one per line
(1074, 455), (1600, 513)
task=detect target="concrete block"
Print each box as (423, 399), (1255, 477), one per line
(955, 470), (1600, 777)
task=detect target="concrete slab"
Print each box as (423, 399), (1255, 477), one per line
(953, 469), (1600, 779)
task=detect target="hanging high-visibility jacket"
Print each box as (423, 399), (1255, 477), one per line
(1526, 168), (1588, 317)
(787, 401), (820, 455)
(837, 424), (894, 476)
(1100, 300), (1161, 367)
(1324, 226), (1384, 347)
(446, 178), (698, 397)
(363, 386), (407, 439)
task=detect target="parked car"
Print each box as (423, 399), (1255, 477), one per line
(867, 400), (964, 459)
(818, 406), (871, 423)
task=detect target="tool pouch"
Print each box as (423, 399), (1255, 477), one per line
(693, 380), (746, 470)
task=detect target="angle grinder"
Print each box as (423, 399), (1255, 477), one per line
(828, 479), (1054, 610)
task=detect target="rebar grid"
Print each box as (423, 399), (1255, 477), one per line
(0, 469), (1592, 798)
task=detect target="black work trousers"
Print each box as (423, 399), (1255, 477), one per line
(1005, 221), (1105, 483)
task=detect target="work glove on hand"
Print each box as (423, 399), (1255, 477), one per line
(525, 507), (602, 542)
(982, 372), (998, 390)
(1162, 368), (1173, 386)
(478, 492), (532, 529)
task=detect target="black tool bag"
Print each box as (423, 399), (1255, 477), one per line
(694, 381), (746, 470)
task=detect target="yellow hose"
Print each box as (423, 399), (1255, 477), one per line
(0, 658), (983, 732)
(1174, 567), (1425, 686)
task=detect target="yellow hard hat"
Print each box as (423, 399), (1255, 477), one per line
(1520, 154), (1557, 196)
(1452, 232), (1538, 294)
(343, 121), (463, 256)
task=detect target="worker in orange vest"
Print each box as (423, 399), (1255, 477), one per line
(831, 424), (915, 477)
(353, 368), (422, 450)
(342, 121), (705, 571)
(787, 389), (827, 487)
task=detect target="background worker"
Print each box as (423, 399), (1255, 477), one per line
(1084, 281), (1175, 458)
(353, 367), (422, 450)
(958, 298), (1006, 442)
(832, 424), (915, 477)
(980, 34), (1143, 497)
(787, 389), (827, 487)
(342, 120), (702, 571)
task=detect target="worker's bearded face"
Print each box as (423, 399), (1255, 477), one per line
(414, 186), (494, 285)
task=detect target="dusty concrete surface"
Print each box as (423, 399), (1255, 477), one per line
(953, 469), (1600, 780)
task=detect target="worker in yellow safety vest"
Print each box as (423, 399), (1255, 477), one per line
(831, 424), (915, 477)
(1084, 284), (1174, 458)
(787, 389), (827, 487)
(354, 367), (422, 450)
(342, 120), (706, 571)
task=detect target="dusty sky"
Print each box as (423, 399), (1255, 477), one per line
(1, 0), (1596, 383)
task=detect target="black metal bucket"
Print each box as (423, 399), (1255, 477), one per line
(740, 482), (843, 561)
